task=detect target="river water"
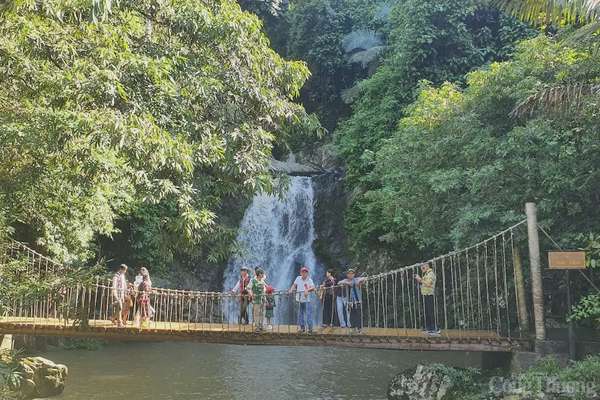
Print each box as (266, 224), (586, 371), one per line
(43, 343), (483, 400)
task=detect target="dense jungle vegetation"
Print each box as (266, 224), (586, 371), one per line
(1, 0), (599, 325)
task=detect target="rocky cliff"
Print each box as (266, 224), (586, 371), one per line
(312, 169), (349, 272)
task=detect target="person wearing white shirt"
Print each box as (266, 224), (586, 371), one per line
(231, 266), (252, 325)
(288, 266), (316, 333)
(134, 266), (152, 288)
(111, 264), (128, 327)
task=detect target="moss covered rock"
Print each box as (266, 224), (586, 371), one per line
(17, 356), (68, 400)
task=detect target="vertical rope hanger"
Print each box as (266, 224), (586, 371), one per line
(449, 254), (457, 329)
(456, 252), (465, 330)
(466, 249), (473, 329)
(365, 279), (371, 329)
(441, 257), (448, 331)
(432, 259), (439, 332)
(383, 275), (388, 329)
(484, 242), (492, 331)
(501, 232), (511, 337)
(415, 266), (423, 329)
(392, 271), (398, 330)
(412, 267), (419, 329)
(510, 229), (522, 338)
(475, 245), (483, 330)
(406, 269), (412, 329)
(493, 236), (501, 336)
(400, 270), (406, 330)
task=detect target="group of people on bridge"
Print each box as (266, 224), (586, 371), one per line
(111, 264), (153, 328)
(229, 264), (440, 335)
(110, 262), (440, 335)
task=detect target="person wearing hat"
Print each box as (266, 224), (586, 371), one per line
(111, 264), (128, 327)
(415, 262), (439, 335)
(231, 266), (252, 325)
(247, 268), (267, 332)
(288, 266), (316, 333)
(338, 268), (367, 334)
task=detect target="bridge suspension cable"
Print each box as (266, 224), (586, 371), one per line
(0, 220), (532, 344)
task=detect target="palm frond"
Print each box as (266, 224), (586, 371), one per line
(348, 46), (386, 67)
(587, 0), (600, 14)
(561, 20), (600, 48)
(342, 30), (383, 54)
(510, 83), (600, 118)
(374, 1), (395, 21)
(494, 0), (598, 24)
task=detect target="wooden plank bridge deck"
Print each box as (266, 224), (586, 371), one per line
(0, 317), (530, 352)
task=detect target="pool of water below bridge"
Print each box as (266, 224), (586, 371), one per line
(42, 342), (486, 400)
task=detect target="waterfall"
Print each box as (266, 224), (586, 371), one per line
(223, 176), (323, 323)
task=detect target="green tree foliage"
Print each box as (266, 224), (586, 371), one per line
(369, 36), (600, 264)
(335, 0), (533, 263)
(284, 0), (392, 132)
(0, 0), (310, 266)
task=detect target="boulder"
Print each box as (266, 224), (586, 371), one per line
(388, 365), (455, 400)
(17, 356), (68, 399)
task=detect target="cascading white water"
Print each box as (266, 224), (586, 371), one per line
(223, 176), (322, 323)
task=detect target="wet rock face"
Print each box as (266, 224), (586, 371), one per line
(312, 170), (349, 272)
(18, 357), (68, 400)
(388, 365), (454, 400)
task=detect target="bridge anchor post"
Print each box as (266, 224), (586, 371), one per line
(525, 202), (546, 351)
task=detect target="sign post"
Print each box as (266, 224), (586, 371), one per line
(548, 251), (586, 270)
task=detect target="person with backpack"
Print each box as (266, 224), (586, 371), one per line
(289, 266), (316, 333)
(247, 268), (266, 332)
(264, 285), (276, 330)
(231, 266), (252, 325)
(338, 268), (367, 334)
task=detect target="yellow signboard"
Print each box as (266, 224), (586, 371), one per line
(548, 251), (586, 270)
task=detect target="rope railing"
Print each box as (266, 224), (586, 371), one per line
(0, 220), (532, 339)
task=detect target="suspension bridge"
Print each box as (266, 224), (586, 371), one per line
(0, 210), (546, 353)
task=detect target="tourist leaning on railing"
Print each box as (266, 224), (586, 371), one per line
(289, 266), (316, 334)
(335, 272), (351, 329)
(338, 268), (367, 334)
